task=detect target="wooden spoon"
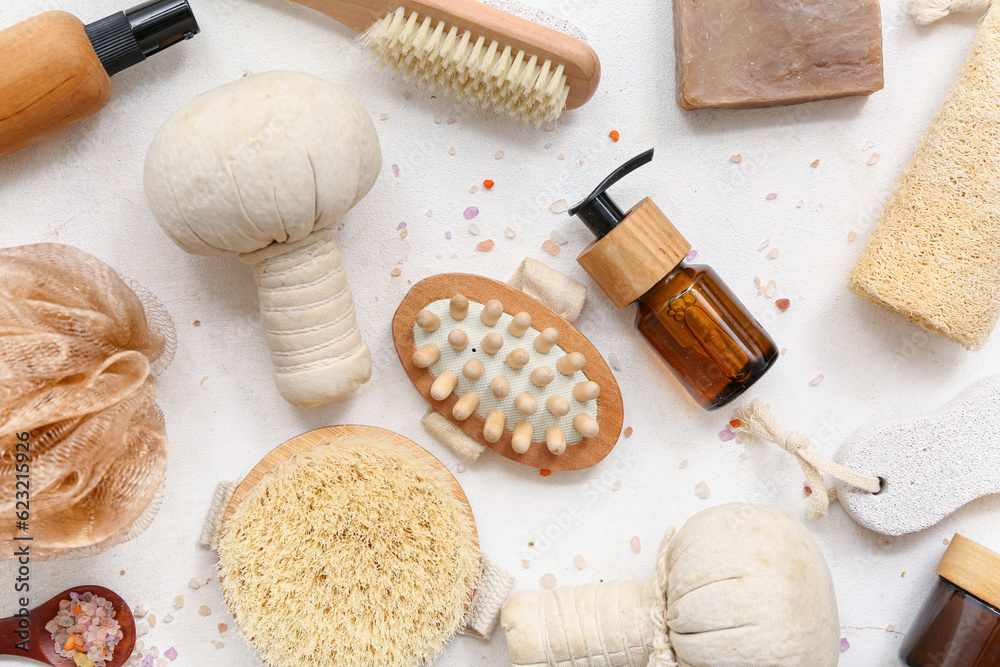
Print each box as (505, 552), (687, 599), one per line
(0, 586), (135, 667)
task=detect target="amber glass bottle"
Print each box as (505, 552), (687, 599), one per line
(570, 149), (778, 409)
(636, 263), (777, 408)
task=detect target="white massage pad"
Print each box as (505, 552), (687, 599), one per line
(835, 374), (1000, 536)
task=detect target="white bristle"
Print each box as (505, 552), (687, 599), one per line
(359, 8), (571, 124)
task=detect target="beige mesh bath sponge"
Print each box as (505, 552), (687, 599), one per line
(848, 2), (1000, 350)
(144, 70), (381, 406)
(0, 243), (173, 559)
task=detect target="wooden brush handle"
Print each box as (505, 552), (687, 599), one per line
(0, 11), (112, 159)
(288, 0), (600, 109)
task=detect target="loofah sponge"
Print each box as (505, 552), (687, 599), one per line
(848, 1), (1000, 350)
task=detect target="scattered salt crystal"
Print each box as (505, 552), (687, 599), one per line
(391, 164), (400, 177)
(143, 655), (155, 667)
(886, 624), (896, 633)
(199, 606), (211, 617)
(550, 229), (567, 245)
(558, 153), (565, 160)
(447, 117), (456, 124)
(630, 536), (641, 553)
(456, 463), (466, 473)
(403, 91), (412, 100)
(579, 159), (584, 165)
(679, 459), (688, 469)
(464, 206), (479, 219)
(469, 185), (478, 194)
(549, 199), (568, 214)
(862, 140), (874, 151)
(943, 538), (950, 545)
(542, 240), (561, 255)
(768, 248), (780, 259)
(391, 268), (402, 277)
(695, 481), (711, 498)
(163, 615), (173, 623)
(574, 554), (587, 570)
(739, 452), (749, 460)
(218, 624), (228, 634)
(445, 231), (452, 239)
(188, 577), (202, 590)
(477, 240), (495, 252)
(730, 154), (742, 163)
(396, 221), (407, 231)
(434, 115), (442, 124)
(781, 347), (787, 355)
(468, 222), (480, 235)
(765, 280), (777, 297)
(521, 560), (531, 569)
(840, 638), (850, 652)
(540, 574), (557, 590)
(134, 605), (148, 618)
(848, 231), (858, 242)
(451, 253), (458, 259)
(148, 614), (156, 627)
(545, 142), (553, 149)
(811, 159), (820, 168)
(505, 227), (516, 239)
(164, 647), (177, 661)
(543, 121), (555, 131)
(400, 229), (408, 239)
(775, 298), (790, 311)
(495, 150), (504, 159)
(867, 152), (880, 166)
(686, 249), (698, 261)
(135, 621), (150, 638)
(435, 253), (443, 259)
(448, 146), (456, 155)
(612, 480), (622, 492)
(211, 640), (224, 649)
(766, 192), (777, 201)
(608, 353), (621, 370)
(719, 428), (735, 442)
(158, 659), (168, 667)
(174, 596), (184, 609)
(796, 200), (804, 208)
(811, 374), (825, 386)
(379, 113), (388, 120)
(425, 209), (432, 217)
(758, 238), (770, 251)
(624, 427), (633, 437)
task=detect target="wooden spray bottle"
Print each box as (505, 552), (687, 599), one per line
(0, 0), (199, 159)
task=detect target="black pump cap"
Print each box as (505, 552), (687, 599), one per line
(85, 0), (200, 77)
(568, 148), (654, 239)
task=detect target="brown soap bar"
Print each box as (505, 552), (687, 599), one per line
(674, 0), (884, 109)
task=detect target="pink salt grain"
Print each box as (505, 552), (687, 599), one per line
(542, 240), (561, 256)
(445, 231), (452, 239)
(391, 268), (402, 277)
(686, 250), (698, 261)
(464, 207), (479, 219)
(396, 222), (407, 230)
(766, 193), (777, 200)
(391, 164), (400, 177)
(719, 428), (735, 442)
(476, 240), (495, 252)
(630, 536), (641, 553)
(810, 374), (824, 386)
(164, 648), (177, 661)
(840, 638), (850, 652)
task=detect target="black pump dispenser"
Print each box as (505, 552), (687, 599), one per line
(569, 148), (654, 239)
(85, 0), (200, 77)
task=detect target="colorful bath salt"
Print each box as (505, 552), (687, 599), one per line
(45, 591), (123, 667)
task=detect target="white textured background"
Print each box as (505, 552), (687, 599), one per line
(2, 0), (999, 664)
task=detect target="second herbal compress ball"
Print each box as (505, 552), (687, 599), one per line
(144, 70), (380, 406)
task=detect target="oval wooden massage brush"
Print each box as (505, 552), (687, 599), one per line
(393, 273), (624, 471)
(0, 586), (136, 667)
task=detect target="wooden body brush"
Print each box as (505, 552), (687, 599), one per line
(286, 0), (601, 123)
(394, 273), (624, 471)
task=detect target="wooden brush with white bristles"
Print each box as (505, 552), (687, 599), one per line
(285, 0), (601, 123)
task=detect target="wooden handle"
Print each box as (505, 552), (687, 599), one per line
(0, 11), (112, 160)
(287, 0), (600, 108)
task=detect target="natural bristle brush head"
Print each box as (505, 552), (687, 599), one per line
(357, 3), (601, 124)
(394, 273), (623, 471)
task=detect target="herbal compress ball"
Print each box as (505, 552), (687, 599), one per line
(144, 70), (381, 406)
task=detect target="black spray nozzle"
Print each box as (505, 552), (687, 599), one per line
(86, 0), (200, 77)
(569, 148), (654, 239)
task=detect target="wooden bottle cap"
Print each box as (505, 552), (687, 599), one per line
(576, 197), (690, 309)
(936, 534), (1000, 609)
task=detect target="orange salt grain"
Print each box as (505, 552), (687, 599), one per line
(477, 239), (495, 252)
(483, 179), (494, 189)
(609, 130), (620, 142)
(540, 469), (552, 477)
(729, 419), (741, 428)
(624, 427), (633, 437)
(775, 298), (790, 311)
